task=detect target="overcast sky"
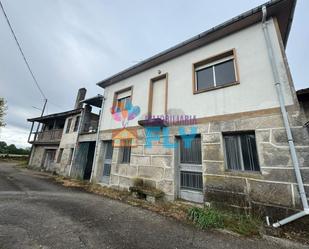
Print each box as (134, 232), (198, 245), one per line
(0, 0), (308, 148)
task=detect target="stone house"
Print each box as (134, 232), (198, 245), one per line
(28, 88), (103, 180)
(88, 0), (309, 224)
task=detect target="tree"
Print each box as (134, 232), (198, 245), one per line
(0, 98), (7, 127)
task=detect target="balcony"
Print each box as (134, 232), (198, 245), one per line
(29, 129), (63, 144)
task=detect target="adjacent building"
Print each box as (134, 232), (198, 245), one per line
(28, 88), (103, 180)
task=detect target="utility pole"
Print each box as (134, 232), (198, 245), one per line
(27, 99), (47, 165)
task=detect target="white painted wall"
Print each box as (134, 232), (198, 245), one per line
(99, 19), (294, 131)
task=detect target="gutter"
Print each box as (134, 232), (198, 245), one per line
(261, 4), (309, 228)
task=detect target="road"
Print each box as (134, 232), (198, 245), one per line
(0, 162), (298, 249)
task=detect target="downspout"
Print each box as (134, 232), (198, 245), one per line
(89, 96), (105, 182)
(261, 5), (309, 228)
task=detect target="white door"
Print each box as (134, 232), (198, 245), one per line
(177, 135), (203, 203)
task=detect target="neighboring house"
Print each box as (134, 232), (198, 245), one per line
(88, 0), (309, 221)
(28, 88), (103, 180)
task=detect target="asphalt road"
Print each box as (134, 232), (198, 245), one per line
(0, 162), (299, 249)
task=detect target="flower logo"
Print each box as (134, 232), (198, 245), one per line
(111, 99), (140, 127)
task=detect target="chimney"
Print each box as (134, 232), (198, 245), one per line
(74, 88), (87, 109)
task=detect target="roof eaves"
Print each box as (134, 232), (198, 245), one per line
(96, 0), (295, 88)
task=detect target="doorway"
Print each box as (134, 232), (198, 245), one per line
(176, 135), (203, 203)
(101, 141), (113, 184)
(41, 149), (56, 171)
(73, 141), (96, 180)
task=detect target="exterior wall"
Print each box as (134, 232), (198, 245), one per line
(99, 18), (296, 131)
(29, 144), (58, 170)
(92, 16), (308, 220)
(54, 114), (81, 175)
(29, 145), (45, 168)
(92, 109), (309, 215)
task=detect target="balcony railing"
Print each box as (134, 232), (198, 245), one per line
(29, 129), (63, 143)
(82, 120), (98, 133)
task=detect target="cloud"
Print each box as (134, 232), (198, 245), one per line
(0, 125), (30, 148)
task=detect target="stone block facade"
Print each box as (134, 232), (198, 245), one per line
(93, 109), (309, 218)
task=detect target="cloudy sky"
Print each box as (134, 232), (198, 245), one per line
(0, 0), (308, 148)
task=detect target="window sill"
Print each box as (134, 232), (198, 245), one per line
(193, 81), (239, 95)
(224, 169), (262, 178)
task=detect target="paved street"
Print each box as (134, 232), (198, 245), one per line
(0, 162), (298, 249)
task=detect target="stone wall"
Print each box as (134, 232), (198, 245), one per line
(93, 129), (175, 200)
(29, 145), (45, 168)
(93, 109), (309, 217)
(202, 110), (309, 219)
(29, 145), (58, 171)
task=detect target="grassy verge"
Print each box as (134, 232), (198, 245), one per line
(54, 176), (262, 236)
(188, 206), (262, 236)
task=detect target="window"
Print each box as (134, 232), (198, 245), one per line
(73, 116), (80, 132)
(180, 135), (202, 164)
(113, 87), (132, 113)
(223, 132), (260, 172)
(119, 139), (131, 164)
(193, 49), (238, 93)
(180, 171), (203, 191)
(57, 148), (64, 163)
(66, 118), (72, 133)
(68, 148), (74, 164)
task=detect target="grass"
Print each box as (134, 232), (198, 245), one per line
(54, 175), (262, 236)
(188, 206), (262, 236)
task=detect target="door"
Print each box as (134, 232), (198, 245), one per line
(102, 141), (113, 184)
(177, 135), (203, 203)
(42, 149), (56, 171)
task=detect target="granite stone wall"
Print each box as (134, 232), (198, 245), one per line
(93, 110), (309, 216)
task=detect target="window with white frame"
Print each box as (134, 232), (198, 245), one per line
(223, 132), (260, 172)
(194, 50), (238, 92)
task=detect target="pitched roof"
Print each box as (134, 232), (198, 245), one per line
(97, 0), (296, 88)
(27, 108), (82, 122)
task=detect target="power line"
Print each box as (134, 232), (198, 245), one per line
(0, 0), (47, 101)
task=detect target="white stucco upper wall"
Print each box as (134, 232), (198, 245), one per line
(100, 18), (294, 131)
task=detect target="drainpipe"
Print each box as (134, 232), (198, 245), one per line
(89, 95), (105, 183)
(261, 5), (309, 228)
